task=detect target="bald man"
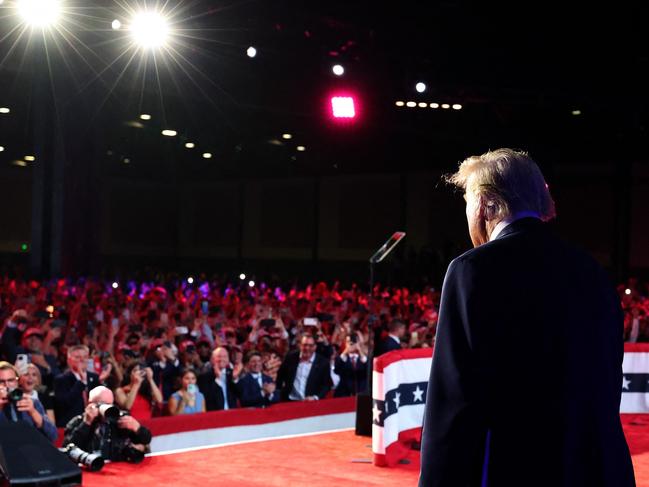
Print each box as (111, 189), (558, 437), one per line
(63, 386), (151, 463)
(197, 347), (241, 411)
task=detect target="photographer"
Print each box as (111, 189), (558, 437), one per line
(63, 385), (151, 464)
(333, 333), (368, 397)
(0, 361), (58, 442)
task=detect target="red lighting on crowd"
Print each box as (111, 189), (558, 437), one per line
(330, 96), (356, 119)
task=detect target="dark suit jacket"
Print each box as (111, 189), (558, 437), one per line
(236, 372), (279, 408)
(53, 370), (100, 427)
(197, 367), (238, 411)
(333, 355), (368, 397)
(376, 335), (401, 357)
(276, 351), (331, 401)
(419, 218), (635, 487)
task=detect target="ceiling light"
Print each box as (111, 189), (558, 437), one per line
(282, 133), (292, 140)
(441, 103), (450, 109)
(239, 273), (246, 280)
(332, 64), (344, 76)
(122, 158), (130, 164)
(429, 103), (439, 109)
(185, 142), (195, 149)
(0, 146), (4, 152)
(395, 101), (405, 107)
(330, 96), (356, 118)
(0, 108), (9, 114)
(415, 82), (426, 93)
(247, 46), (257, 58)
(202, 152), (212, 159)
(406, 101), (416, 108)
(17, 0), (62, 28)
(161, 129), (177, 137)
(24, 155), (35, 161)
(296, 146), (306, 152)
(571, 109), (582, 116)
(111, 19), (121, 30)
(418, 102), (427, 108)
(130, 10), (170, 49)
(139, 114), (151, 120)
(187, 277), (194, 284)
(13, 160), (27, 167)
(452, 104), (462, 110)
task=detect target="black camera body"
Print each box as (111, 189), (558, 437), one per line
(8, 388), (24, 404)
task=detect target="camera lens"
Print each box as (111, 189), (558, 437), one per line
(8, 388), (23, 403)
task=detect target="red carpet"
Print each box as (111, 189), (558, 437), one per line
(82, 415), (649, 486)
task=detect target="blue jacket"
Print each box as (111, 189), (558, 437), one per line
(236, 372), (279, 408)
(0, 398), (58, 442)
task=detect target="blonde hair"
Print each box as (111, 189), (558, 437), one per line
(447, 148), (556, 221)
(0, 361), (19, 378)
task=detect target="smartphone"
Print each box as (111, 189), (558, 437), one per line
(187, 383), (198, 396)
(87, 359), (95, 373)
(122, 308), (130, 320)
(304, 317), (318, 326)
(175, 326), (189, 335)
(15, 354), (30, 374)
(201, 300), (209, 315)
(260, 318), (276, 330)
(111, 318), (120, 331)
(95, 309), (104, 322)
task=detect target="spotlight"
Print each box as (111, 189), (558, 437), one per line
(415, 82), (426, 93)
(246, 46), (257, 58)
(239, 273), (246, 280)
(112, 282), (119, 289)
(406, 101), (416, 107)
(24, 155), (35, 161)
(571, 109), (582, 116)
(418, 102), (427, 108)
(330, 96), (356, 119)
(0, 107), (10, 114)
(395, 101), (405, 107)
(441, 103), (450, 109)
(17, 0), (62, 28)
(161, 129), (177, 137)
(187, 277), (194, 284)
(281, 133), (292, 140)
(248, 280), (255, 288)
(296, 146), (306, 152)
(139, 114), (151, 120)
(0, 146), (4, 152)
(112, 19), (121, 30)
(452, 104), (462, 110)
(429, 103), (439, 109)
(332, 64), (344, 76)
(184, 142), (195, 149)
(130, 10), (170, 49)
(625, 288), (632, 295)
(202, 152), (212, 159)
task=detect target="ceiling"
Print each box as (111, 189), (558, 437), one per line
(0, 0), (647, 180)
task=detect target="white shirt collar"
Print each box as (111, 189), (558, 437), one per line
(490, 211), (541, 241)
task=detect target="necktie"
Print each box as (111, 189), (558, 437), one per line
(351, 356), (357, 368)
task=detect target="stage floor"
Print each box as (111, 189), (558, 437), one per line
(83, 415), (649, 486)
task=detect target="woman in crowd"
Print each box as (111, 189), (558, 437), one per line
(115, 362), (163, 421)
(168, 368), (205, 415)
(18, 363), (55, 423)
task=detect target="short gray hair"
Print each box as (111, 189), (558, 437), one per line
(446, 148), (556, 221)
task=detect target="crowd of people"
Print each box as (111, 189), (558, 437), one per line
(0, 274), (646, 462)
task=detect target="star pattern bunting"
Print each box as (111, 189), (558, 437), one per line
(621, 374), (649, 393)
(373, 382), (428, 427)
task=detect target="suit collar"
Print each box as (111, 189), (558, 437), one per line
(494, 217), (544, 240)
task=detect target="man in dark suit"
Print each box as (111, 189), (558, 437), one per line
(197, 346), (239, 411)
(333, 333), (368, 397)
(419, 149), (635, 487)
(276, 334), (331, 401)
(375, 319), (405, 357)
(54, 345), (100, 427)
(236, 351), (279, 407)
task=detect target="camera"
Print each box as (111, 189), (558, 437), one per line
(98, 403), (129, 423)
(8, 387), (24, 403)
(350, 334), (358, 344)
(60, 444), (104, 472)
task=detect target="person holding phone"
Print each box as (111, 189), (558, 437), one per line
(333, 333), (368, 397)
(115, 363), (163, 421)
(168, 369), (205, 415)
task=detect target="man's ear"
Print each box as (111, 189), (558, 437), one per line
(478, 195), (497, 221)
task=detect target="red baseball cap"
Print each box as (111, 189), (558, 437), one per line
(23, 327), (44, 340)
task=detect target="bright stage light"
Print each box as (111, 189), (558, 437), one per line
(452, 103), (462, 110)
(202, 152), (212, 159)
(625, 288), (631, 295)
(17, 0), (61, 28)
(187, 277), (194, 284)
(330, 96), (356, 119)
(418, 102), (427, 108)
(140, 114), (151, 120)
(130, 11), (170, 49)
(112, 19), (121, 30)
(281, 133), (292, 140)
(0, 146), (4, 152)
(239, 273), (246, 280)
(395, 101), (405, 107)
(429, 103), (439, 108)
(415, 82), (426, 93)
(185, 142), (195, 148)
(112, 282), (119, 289)
(161, 129), (177, 136)
(248, 280), (255, 287)
(0, 107), (10, 114)
(406, 101), (416, 108)
(296, 146), (306, 152)
(332, 64), (344, 76)
(24, 155), (35, 161)
(441, 103), (450, 109)
(246, 46), (257, 58)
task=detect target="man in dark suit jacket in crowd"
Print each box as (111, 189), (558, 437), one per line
(376, 319), (405, 357)
(54, 345), (99, 427)
(236, 351), (279, 407)
(276, 334), (331, 401)
(419, 149), (635, 487)
(333, 333), (368, 397)
(198, 346), (239, 411)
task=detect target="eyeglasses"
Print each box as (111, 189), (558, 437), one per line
(0, 378), (18, 386)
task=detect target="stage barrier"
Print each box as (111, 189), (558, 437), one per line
(372, 344), (649, 467)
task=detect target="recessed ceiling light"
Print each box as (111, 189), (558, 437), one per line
(441, 103), (450, 109)
(0, 107), (10, 114)
(0, 146), (4, 152)
(332, 64), (344, 76)
(247, 46), (257, 58)
(296, 146), (306, 152)
(161, 129), (177, 137)
(202, 152), (212, 159)
(185, 142), (195, 149)
(429, 103), (439, 109)
(24, 155), (35, 161)
(571, 109), (582, 116)
(418, 102), (427, 108)
(415, 82), (426, 93)
(452, 104), (462, 110)
(282, 133), (292, 140)
(139, 114), (151, 120)
(111, 19), (121, 30)
(406, 101), (416, 108)
(395, 101), (405, 107)
(13, 160), (27, 167)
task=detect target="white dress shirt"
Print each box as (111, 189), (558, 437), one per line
(215, 369), (230, 410)
(289, 353), (316, 401)
(490, 211), (541, 241)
